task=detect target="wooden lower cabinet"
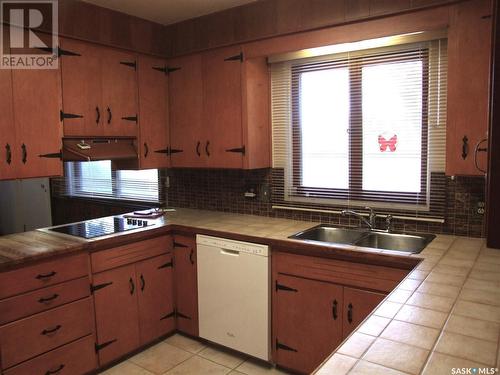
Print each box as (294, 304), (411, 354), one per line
(173, 235), (199, 336)
(136, 254), (175, 345)
(274, 274), (343, 375)
(93, 264), (141, 366)
(343, 287), (385, 337)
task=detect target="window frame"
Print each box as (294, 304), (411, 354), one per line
(290, 48), (430, 205)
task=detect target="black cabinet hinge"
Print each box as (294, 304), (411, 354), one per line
(38, 47), (81, 57)
(158, 260), (174, 269)
(120, 61), (137, 70)
(152, 66), (181, 75)
(122, 115), (138, 123)
(224, 52), (243, 62)
(60, 110), (83, 121)
(173, 241), (188, 248)
(225, 146), (245, 155)
(276, 339), (297, 352)
(90, 282), (113, 293)
(160, 311), (176, 320)
(39, 151), (62, 160)
(95, 339), (117, 352)
(275, 281), (298, 292)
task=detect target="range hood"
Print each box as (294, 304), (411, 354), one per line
(62, 137), (139, 167)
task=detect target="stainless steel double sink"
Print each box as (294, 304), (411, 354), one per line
(289, 225), (435, 254)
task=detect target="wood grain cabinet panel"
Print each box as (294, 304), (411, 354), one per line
(342, 287), (385, 337)
(137, 55), (170, 169)
(273, 274), (343, 374)
(446, 0), (492, 176)
(168, 53), (205, 168)
(136, 254), (175, 344)
(92, 264), (140, 366)
(0, 253), (89, 300)
(0, 46), (17, 180)
(3, 334), (97, 375)
(0, 297), (94, 369)
(0, 276), (90, 325)
(173, 235), (199, 336)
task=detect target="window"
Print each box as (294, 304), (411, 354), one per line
(62, 161), (160, 203)
(272, 36), (448, 219)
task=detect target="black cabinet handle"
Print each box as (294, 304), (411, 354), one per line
(205, 141), (210, 156)
(5, 143), (11, 165)
(36, 271), (56, 280)
(332, 300), (338, 320)
(96, 106), (100, 124)
(107, 107), (112, 124)
(41, 324), (61, 336)
(462, 136), (469, 160)
(21, 143), (27, 164)
(144, 143), (149, 158)
(189, 249), (194, 265)
(38, 294), (59, 304)
(196, 141), (201, 157)
(347, 303), (353, 324)
(140, 274), (145, 291)
(129, 277), (135, 295)
(45, 364), (65, 375)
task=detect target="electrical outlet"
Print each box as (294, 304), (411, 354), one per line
(477, 201), (485, 215)
(259, 183), (270, 203)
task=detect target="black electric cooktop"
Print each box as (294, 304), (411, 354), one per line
(49, 216), (154, 239)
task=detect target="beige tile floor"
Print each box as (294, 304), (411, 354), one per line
(100, 334), (291, 375)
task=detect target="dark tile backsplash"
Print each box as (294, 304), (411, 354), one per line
(166, 168), (486, 238)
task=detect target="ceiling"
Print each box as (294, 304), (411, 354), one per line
(82, 0), (259, 25)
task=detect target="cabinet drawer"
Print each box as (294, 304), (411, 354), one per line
(0, 254), (89, 299)
(0, 297), (94, 369)
(274, 252), (408, 293)
(4, 334), (97, 375)
(0, 276), (90, 325)
(91, 235), (172, 273)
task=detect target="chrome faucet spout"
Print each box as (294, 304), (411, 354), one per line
(341, 209), (374, 230)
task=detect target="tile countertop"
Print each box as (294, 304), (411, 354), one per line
(0, 208), (498, 375)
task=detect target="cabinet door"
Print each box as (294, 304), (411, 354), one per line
(93, 264), (140, 366)
(101, 48), (138, 137)
(173, 235), (198, 336)
(169, 54), (205, 167)
(446, 0), (492, 176)
(274, 274), (343, 374)
(12, 61), (62, 179)
(137, 55), (170, 169)
(202, 46), (244, 168)
(0, 63), (17, 180)
(136, 254), (175, 345)
(343, 287), (385, 337)
(60, 38), (103, 136)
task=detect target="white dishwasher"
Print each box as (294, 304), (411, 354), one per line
(197, 234), (270, 361)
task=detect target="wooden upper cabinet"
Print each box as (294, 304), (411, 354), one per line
(101, 48), (138, 136)
(342, 287), (385, 337)
(446, 0), (492, 176)
(0, 66), (17, 180)
(136, 254), (175, 345)
(274, 274), (343, 374)
(202, 46), (244, 168)
(173, 235), (199, 337)
(12, 61), (63, 179)
(60, 38), (103, 136)
(169, 53), (205, 168)
(60, 38), (138, 137)
(137, 55), (170, 169)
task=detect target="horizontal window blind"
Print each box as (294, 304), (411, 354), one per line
(51, 161), (163, 203)
(271, 37), (447, 220)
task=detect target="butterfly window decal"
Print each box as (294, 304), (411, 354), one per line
(378, 134), (398, 152)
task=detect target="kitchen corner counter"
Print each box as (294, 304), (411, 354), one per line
(314, 236), (500, 375)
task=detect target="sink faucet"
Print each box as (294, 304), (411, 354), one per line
(341, 206), (377, 230)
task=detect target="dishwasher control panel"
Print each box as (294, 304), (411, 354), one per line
(196, 235), (269, 256)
